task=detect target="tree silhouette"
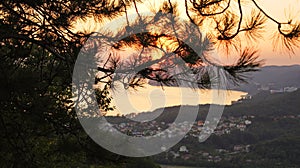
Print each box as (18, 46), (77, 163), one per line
(82, 0), (300, 106)
(0, 0), (299, 166)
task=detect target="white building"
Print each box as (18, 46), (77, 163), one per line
(245, 120), (252, 125)
(284, 87), (298, 93)
(270, 89), (284, 94)
(179, 146), (189, 152)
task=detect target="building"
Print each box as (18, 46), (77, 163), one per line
(241, 94), (252, 100)
(270, 89), (284, 94)
(284, 87), (298, 92)
(179, 146), (189, 153)
(271, 87), (298, 94)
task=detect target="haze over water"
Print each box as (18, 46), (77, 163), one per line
(107, 85), (247, 116)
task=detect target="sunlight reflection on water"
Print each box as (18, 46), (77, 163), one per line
(107, 85), (247, 116)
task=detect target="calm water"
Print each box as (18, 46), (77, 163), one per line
(107, 85), (246, 116)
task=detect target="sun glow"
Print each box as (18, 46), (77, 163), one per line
(72, 0), (300, 65)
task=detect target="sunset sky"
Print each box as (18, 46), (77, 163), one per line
(162, 0), (300, 65)
(73, 0), (300, 116)
(74, 0), (300, 66)
(229, 0), (300, 65)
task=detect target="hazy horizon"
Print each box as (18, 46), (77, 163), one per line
(106, 85), (247, 116)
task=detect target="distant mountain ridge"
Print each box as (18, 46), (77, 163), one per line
(148, 65), (300, 95)
(120, 65), (300, 121)
(123, 88), (300, 123)
(229, 65), (300, 95)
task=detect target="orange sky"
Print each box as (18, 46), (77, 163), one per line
(189, 0), (300, 66)
(74, 0), (300, 66)
(226, 0), (300, 66)
(75, 1), (300, 116)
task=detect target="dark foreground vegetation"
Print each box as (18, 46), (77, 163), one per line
(1, 0), (300, 167)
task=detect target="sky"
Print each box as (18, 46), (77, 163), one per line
(73, 1), (300, 116)
(73, 0), (300, 66)
(175, 0), (300, 66)
(226, 0), (300, 66)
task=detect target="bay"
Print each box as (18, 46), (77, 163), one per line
(106, 85), (246, 116)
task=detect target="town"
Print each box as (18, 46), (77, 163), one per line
(98, 112), (300, 164)
(101, 115), (255, 138)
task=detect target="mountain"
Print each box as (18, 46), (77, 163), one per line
(125, 89), (300, 123)
(107, 89), (300, 167)
(105, 86), (300, 168)
(148, 65), (300, 95)
(230, 65), (300, 94)
(149, 89), (300, 167)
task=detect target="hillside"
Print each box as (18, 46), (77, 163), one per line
(148, 65), (300, 95)
(150, 90), (300, 167)
(124, 89), (300, 123)
(230, 65), (300, 94)
(107, 90), (300, 167)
